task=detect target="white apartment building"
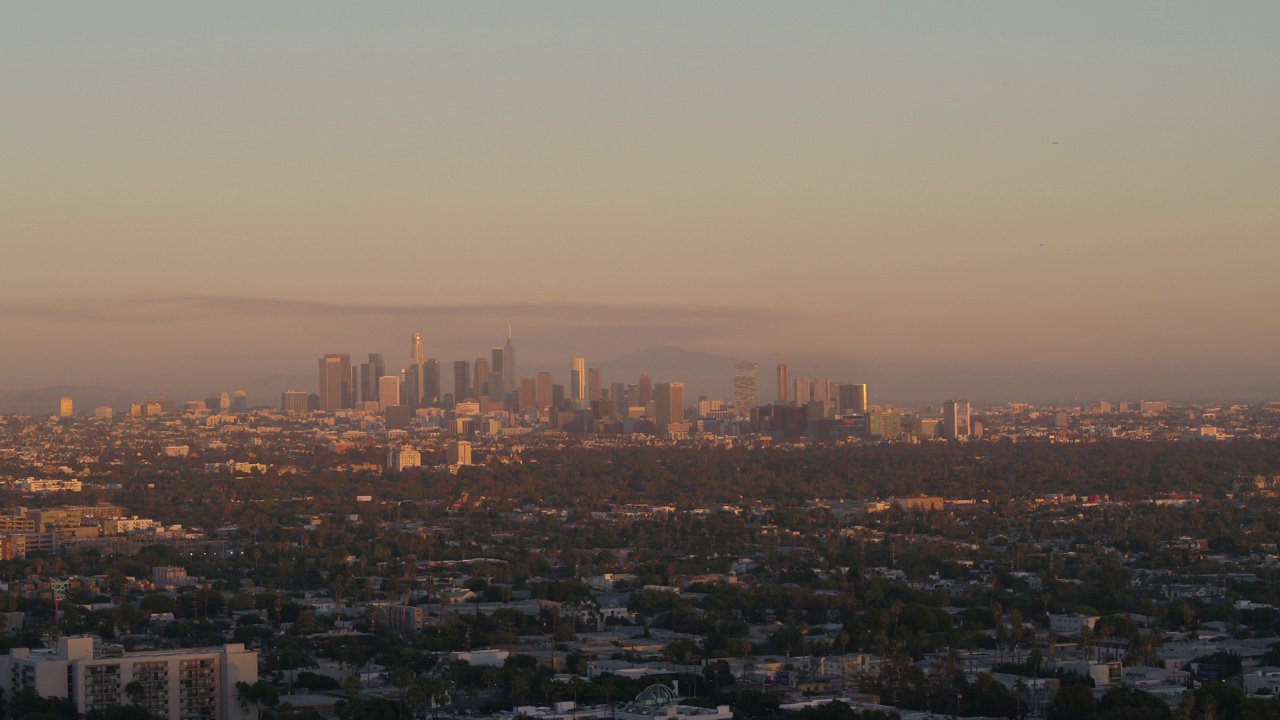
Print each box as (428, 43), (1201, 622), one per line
(152, 566), (190, 587)
(1048, 613), (1100, 637)
(0, 636), (257, 720)
(386, 444), (421, 471)
(16, 478), (82, 493)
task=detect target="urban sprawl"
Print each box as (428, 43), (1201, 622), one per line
(4, 335), (1280, 720)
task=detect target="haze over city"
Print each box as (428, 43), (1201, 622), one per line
(10, 6), (1280, 720)
(3, 2), (1279, 401)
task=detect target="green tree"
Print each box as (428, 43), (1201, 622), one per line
(7, 690), (79, 720)
(1049, 683), (1097, 720)
(83, 706), (153, 720)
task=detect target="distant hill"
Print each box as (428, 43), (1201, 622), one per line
(0, 375), (317, 416)
(8, 355), (1272, 414)
(231, 374), (316, 408)
(518, 346), (742, 401)
(0, 386), (149, 415)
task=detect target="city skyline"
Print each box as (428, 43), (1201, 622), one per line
(6, 4), (1280, 713)
(4, 325), (1279, 411)
(3, 3), (1279, 402)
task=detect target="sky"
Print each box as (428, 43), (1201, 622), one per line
(2, 2), (1279, 400)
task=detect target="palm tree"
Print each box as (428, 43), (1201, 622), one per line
(408, 678), (432, 719)
(568, 675), (586, 708)
(387, 667), (416, 719)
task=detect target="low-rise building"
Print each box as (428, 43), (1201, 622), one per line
(152, 566), (189, 587)
(1046, 659), (1123, 687)
(1048, 613), (1100, 637)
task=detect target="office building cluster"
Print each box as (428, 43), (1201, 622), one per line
(294, 333), (694, 442)
(313, 330), (515, 416)
(292, 338), (936, 443)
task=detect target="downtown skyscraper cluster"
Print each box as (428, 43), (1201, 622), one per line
(318, 332), (514, 415)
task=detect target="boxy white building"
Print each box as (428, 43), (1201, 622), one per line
(0, 636), (257, 720)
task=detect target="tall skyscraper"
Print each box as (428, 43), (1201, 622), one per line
(318, 354), (352, 412)
(536, 372), (553, 412)
(491, 347), (506, 401)
(639, 373), (652, 406)
(453, 360), (471, 402)
(423, 359), (441, 407)
(570, 358), (586, 401)
(404, 364), (421, 409)
(368, 353), (385, 401)
(503, 328), (516, 396)
(839, 383), (868, 414)
(733, 361), (760, 411)
(814, 376), (831, 404)
(519, 378), (536, 413)
(611, 382), (628, 410)
(655, 382), (685, 428)
(379, 375), (401, 412)
(942, 399), (971, 439)
(474, 358), (491, 399)
(794, 377), (812, 406)
(59, 396), (73, 418)
(776, 363), (790, 405)
(411, 333), (425, 366)
(410, 334), (426, 403)
(359, 363), (372, 403)
(588, 367), (602, 402)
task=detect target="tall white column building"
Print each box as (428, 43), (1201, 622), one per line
(379, 375), (402, 411)
(733, 361), (760, 412)
(942, 399), (971, 439)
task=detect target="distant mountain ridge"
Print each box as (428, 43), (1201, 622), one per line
(517, 346), (741, 401)
(0, 349), (743, 415)
(0, 375), (319, 415)
(5, 351), (1276, 413)
(0, 386), (150, 415)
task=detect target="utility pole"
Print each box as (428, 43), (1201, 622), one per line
(51, 579), (70, 623)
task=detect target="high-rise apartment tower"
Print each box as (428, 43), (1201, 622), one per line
(733, 361), (760, 412)
(570, 358), (587, 401)
(318, 354), (352, 411)
(942, 399), (971, 439)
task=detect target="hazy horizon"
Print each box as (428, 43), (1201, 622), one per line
(4, 3), (1278, 401)
(4, 306), (1278, 407)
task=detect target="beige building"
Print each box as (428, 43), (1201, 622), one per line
(379, 375), (402, 412)
(152, 566), (190, 587)
(655, 382), (685, 429)
(891, 496), (944, 512)
(59, 396), (74, 418)
(448, 440), (472, 466)
(1, 637), (257, 720)
(570, 357), (587, 404)
(387, 444), (422, 471)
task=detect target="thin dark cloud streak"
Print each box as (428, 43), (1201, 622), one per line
(0, 293), (791, 331)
